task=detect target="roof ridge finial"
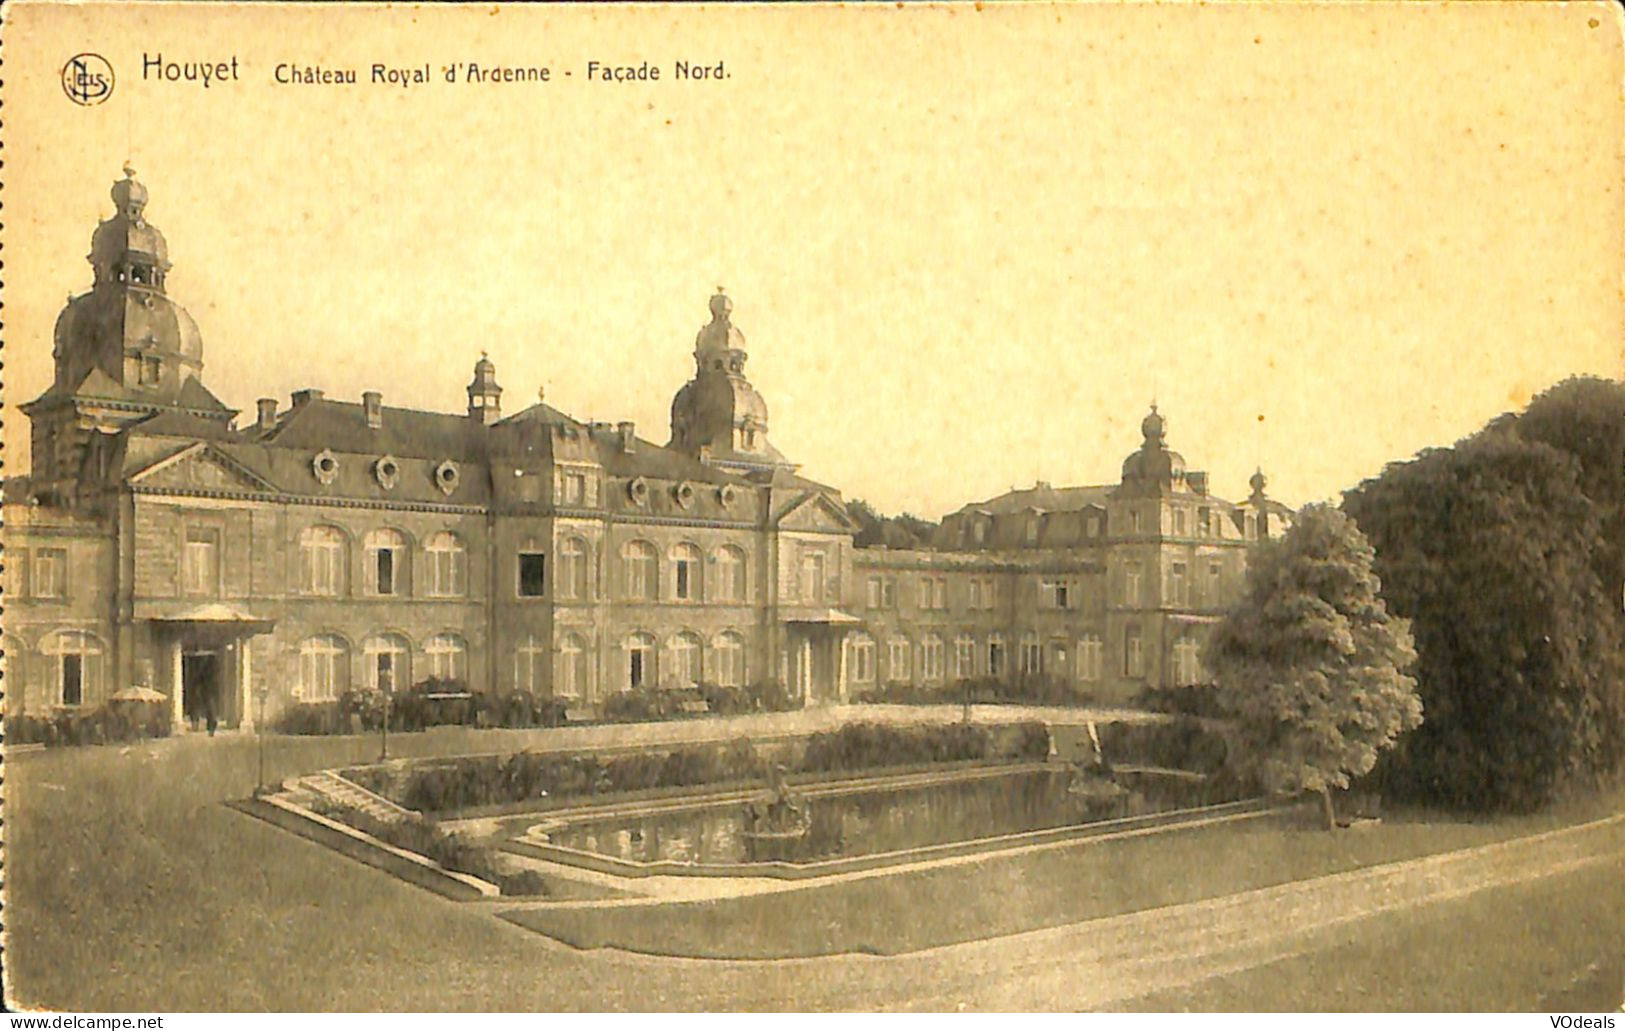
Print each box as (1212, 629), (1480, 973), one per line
(122, 160), (137, 180)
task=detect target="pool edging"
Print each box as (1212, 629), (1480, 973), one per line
(500, 796), (1271, 881)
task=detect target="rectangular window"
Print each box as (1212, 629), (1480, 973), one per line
(33, 548), (66, 600)
(182, 529), (220, 596)
(888, 639), (912, 682)
(1124, 562), (1142, 607)
(1173, 508), (1187, 536)
(851, 639), (875, 683)
(1078, 637), (1104, 682)
(1125, 627), (1144, 678)
(630, 649), (647, 689)
(1170, 562), (1188, 607)
(954, 637), (975, 679)
(562, 472), (586, 506)
(675, 560), (693, 600)
(882, 576), (897, 609)
(141, 355), (162, 386)
(375, 548), (396, 596)
(968, 579), (983, 610)
(62, 653), (83, 706)
(4, 550), (26, 599)
(518, 552), (546, 597)
(1199, 507), (1212, 537)
(802, 551), (827, 603)
(988, 638), (1006, 677)
(1041, 579), (1071, 610)
(1020, 639), (1043, 675)
(866, 575), (882, 609)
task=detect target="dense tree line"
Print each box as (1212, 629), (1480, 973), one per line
(848, 499), (939, 549)
(1341, 377), (1625, 812)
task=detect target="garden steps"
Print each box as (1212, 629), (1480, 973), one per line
(295, 771), (414, 824)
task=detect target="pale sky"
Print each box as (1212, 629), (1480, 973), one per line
(3, 2), (1621, 518)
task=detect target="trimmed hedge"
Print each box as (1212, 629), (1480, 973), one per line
(857, 675), (1096, 708)
(7, 701), (172, 747)
(348, 721), (1052, 814)
(1096, 717), (1230, 775)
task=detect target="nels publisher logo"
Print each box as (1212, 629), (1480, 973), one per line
(62, 53), (114, 105)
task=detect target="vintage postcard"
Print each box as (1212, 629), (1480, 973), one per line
(1, 0), (1622, 1015)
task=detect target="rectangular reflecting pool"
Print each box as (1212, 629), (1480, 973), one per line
(529, 766), (1230, 866)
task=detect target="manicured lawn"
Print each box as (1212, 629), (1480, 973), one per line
(1112, 854), (1625, 1012)
(503, 790), (1625, 960)
(7, 722), (1621, 1011)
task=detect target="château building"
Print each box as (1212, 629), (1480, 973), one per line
(1, 168), (1291, 731)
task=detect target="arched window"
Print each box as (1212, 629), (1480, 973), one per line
(299, 526), (346, 596)
(627, 632), (656, 689)
(624, 540), (657, 601)
(40, 630), (103, 707)
(555, 633), (589, 699)
(424, 531), (467, 597)
(849, 632), (875, 684)
(298, 634), (349, 702)
(714, 631), (745, 688)
(515, 634), (547, 694)
(557, 537), (590, 601)
(887, 635), (912, 684)
(715, 545), (747, 602)
(364, 528), (408, 597)
(424, 633), (467, 683)
(362, 633), (411, 693)
(921, 633), (945, 682)
(987, 632), (1007, 678)
(671, 543), (702, 602)
(667, 631), (702, 688)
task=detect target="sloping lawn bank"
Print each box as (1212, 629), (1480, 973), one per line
(1112, 854), (1625, 1012)
(503, 788), (1625, 960)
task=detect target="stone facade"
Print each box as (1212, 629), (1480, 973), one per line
(1, 169), (1290, 730)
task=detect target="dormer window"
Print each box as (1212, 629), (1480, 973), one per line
(139, 355), (162, 386)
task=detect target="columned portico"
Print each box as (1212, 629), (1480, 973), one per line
(781, 608), (861, 707)
(139, 603), (275, 732)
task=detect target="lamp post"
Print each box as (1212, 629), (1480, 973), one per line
(379, 681), (392, 761)
(254, 682), (270, 796)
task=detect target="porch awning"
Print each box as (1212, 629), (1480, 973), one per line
(136, 601), (276, 632)
(780, 607), (863, 626)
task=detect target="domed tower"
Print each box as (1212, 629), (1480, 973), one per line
(1117, 404), (1189, 496)
(23, 165), (232, 501)
(668, 289), (795, 476)
(55, 164), (207, 395)
(467, 352), (502, 426)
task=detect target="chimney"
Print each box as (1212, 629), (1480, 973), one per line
(256, 398), (278, 432)
(617, 421), (636, 452)
(291, 388), (324, 407)
(362, 391), (382, 429)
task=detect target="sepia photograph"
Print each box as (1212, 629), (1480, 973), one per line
(1, 0), (1622, 1014)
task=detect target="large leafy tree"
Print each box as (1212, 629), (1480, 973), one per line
(1508, 376), (1625, 603)
(1207, 504), (1422, 829)
(1343, 425), (1625, 812)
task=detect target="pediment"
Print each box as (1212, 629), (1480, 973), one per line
(127, 443), (277, 493)
(777, 492), (856, 533)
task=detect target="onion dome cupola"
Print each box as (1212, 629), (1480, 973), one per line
(468, 352), (502, 425)
(52, 164), (204, 399)
(1118, 402), (1189, 495)
(1248, 468), (1269, 502)
(668, 289), (794, 475)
